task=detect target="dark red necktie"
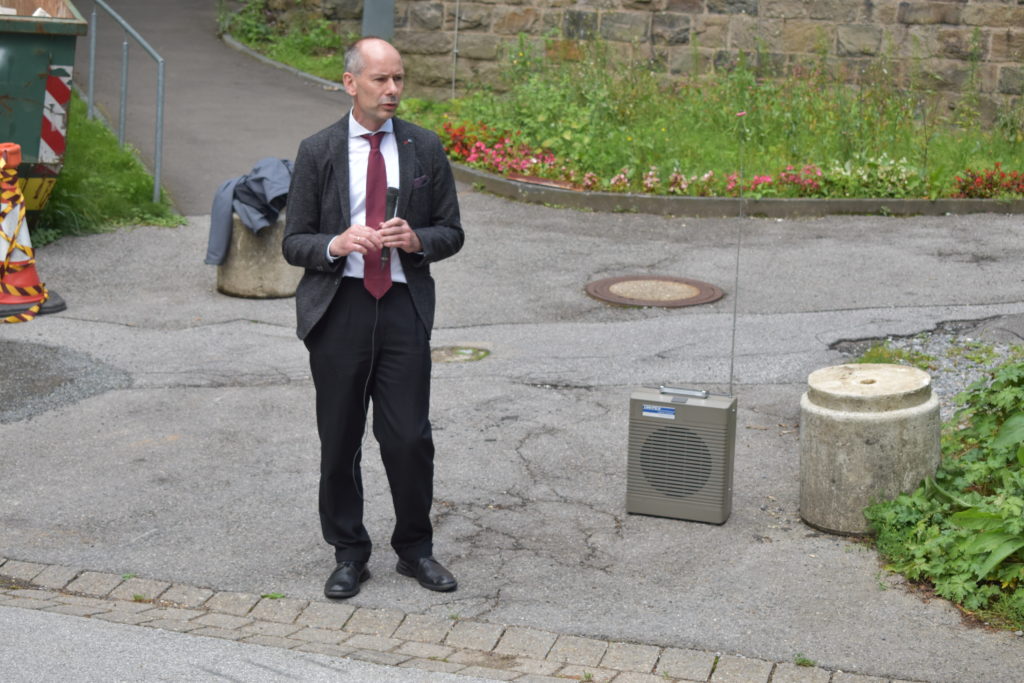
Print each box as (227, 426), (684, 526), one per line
(362, 131), (391, 299)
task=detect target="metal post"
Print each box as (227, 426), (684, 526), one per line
(153, 58), (164, 203)
(84, 0), (166, 202)
(88, 7), (97, 119)
(118, 35), (128, 147)
(451, 0), (461, 99)
(362, 0), (394, 39)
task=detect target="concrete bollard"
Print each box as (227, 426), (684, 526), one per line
(216, 211), (302, 298)
(799, 363), (941, 535)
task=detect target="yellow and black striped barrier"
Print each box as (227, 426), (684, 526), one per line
(0, 143), (53, 324)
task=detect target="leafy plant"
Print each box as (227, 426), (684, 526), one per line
(866, 358), (1024, 628)
(819, 154), (927, 199)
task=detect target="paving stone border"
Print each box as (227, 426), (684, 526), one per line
(0, 558), (923, 683)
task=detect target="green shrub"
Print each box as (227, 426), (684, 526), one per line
(865, 359), (1024, 629)
(820, 154), (928, 199)
(222, 0), (351, 81)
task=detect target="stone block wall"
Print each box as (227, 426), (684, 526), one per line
(267, 1), (1024, 116)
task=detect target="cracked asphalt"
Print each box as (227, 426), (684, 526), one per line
(2, 1), (1024, 681)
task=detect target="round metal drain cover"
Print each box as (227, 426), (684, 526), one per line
(585, 276), (724, 308)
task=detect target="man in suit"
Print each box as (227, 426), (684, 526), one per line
(282, 37), (464, 599)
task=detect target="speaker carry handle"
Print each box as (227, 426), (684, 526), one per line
(658, 386), (709, 399)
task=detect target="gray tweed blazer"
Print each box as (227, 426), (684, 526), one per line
(282, 114), (464, 340)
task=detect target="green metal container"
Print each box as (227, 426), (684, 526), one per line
(0, 0), (87, 213)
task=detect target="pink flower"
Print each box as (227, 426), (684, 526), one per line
(642, 166), (661, 192)
(667, 171), (688, 194)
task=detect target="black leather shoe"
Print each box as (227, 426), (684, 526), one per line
(324, 561), (370, 599)
(396, 556), (457, 592)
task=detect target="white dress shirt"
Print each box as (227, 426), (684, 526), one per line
(330, 112), (407, 283)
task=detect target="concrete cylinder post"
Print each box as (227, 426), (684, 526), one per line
(799, 363), (941, 535)
(216, 211), (302, 299)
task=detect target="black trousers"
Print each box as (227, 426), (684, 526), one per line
(305, 278), (434, 563)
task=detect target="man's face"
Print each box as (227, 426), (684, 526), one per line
(344, 41), (404, 131)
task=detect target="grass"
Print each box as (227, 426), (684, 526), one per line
(415, 35), (1024, 198)
(794, 653), (816, 667)
(854, 340), (937, 371)
(945, 340), (1000, 367)
(32, 94), (183, 246)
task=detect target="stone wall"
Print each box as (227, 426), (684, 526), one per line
(270, 1), (1024, 115)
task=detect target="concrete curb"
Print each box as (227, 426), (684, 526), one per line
(0, 557), (917, 683)
(452, 165), (1024, 219)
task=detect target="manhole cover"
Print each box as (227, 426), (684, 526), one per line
(585, 276), (724, 308)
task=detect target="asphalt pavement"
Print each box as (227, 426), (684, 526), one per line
(2, 1), (1024, 681)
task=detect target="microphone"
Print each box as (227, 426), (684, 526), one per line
(382, 187), (399, 268)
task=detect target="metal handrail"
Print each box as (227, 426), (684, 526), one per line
(85, 0), (165, 204)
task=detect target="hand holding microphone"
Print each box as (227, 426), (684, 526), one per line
(381, 187), (399, 268)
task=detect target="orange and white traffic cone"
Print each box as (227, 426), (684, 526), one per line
(0, 142), (66, 323)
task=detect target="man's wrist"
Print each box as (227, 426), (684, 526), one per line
(326, 236), (342, 262)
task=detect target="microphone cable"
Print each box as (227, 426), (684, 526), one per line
(351, 294), (382, 502)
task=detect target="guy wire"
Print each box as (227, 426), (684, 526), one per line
(728, 166), (745, 396)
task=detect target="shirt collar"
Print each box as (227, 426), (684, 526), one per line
(349, 110), (395, 138)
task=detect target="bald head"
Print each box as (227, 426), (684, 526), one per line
(345, 38), (403, 76)
(343, 38), (405, 130)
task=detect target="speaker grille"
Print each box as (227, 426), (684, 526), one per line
(626, 390), (736, 524)
(639, 424), (714, 496)
(630, 422), (725, 504)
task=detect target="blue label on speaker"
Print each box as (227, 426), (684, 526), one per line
(642, 404), (675, 419)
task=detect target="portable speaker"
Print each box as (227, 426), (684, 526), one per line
(626, 386), (737, 524)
